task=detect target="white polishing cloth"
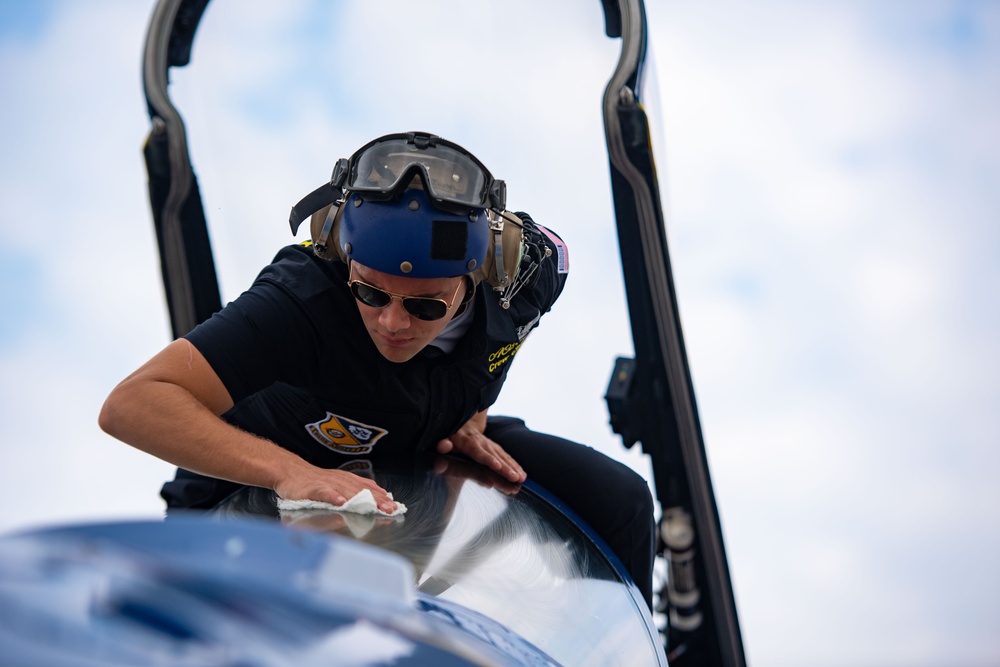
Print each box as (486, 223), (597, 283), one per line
(277, 489), (407, 517)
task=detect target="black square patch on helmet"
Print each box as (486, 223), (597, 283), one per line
(430, 219), (469, 261)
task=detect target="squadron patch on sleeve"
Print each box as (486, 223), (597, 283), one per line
(305, 412), (388, 455)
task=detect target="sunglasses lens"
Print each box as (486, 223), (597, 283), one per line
(403, 299), (447, 321)
(351, 281), (391, 308)
(350, 280), (448, 321)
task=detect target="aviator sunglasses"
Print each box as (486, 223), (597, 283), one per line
(348, 266), (464, 321)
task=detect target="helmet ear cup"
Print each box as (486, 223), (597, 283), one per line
(470, 210), (525, 287)
(309, 203), (348, 262)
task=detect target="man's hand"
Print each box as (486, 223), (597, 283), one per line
(436, 411), (526, 484)
(432, 455), (522, 495)
(274, 464), (398, 514)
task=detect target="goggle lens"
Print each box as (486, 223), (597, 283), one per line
(342, 134), (503, 211)
(352, 142), (486, 203)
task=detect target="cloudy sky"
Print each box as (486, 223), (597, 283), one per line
(1, 1), (998, 665)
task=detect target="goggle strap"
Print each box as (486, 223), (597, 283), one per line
(289, 182), (340, 234)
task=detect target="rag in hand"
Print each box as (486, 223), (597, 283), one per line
(276, 489), (407, 517)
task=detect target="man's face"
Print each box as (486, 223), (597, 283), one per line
(350, 262), (466, 363)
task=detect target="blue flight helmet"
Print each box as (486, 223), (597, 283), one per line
(338, 182), (487, 278)
(289, 132), (508, 280)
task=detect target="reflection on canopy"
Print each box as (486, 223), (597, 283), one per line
(213, 455), (663, 667)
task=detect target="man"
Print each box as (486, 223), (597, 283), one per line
(100, 131), (655, 606)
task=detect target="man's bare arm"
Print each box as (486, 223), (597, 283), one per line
(99, 339), (397, 512)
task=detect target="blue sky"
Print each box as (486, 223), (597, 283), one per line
(1, 1), (998, 665)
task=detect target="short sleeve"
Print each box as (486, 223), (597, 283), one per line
(184, 278), (323, 405)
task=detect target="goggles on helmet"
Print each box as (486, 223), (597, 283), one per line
(330, 132), (506, 214)
(289, 131), (505, 235)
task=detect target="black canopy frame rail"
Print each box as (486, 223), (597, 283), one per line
(598, 1), (745, 665)
(142, 0), (219, 339)
(140, 1), (746, 664)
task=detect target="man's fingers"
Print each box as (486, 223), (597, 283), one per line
(476, 444), (524, 483)
(281, 472), (398, 514)
(358, 479), (398, 513)
(438, 431), (526, 484)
